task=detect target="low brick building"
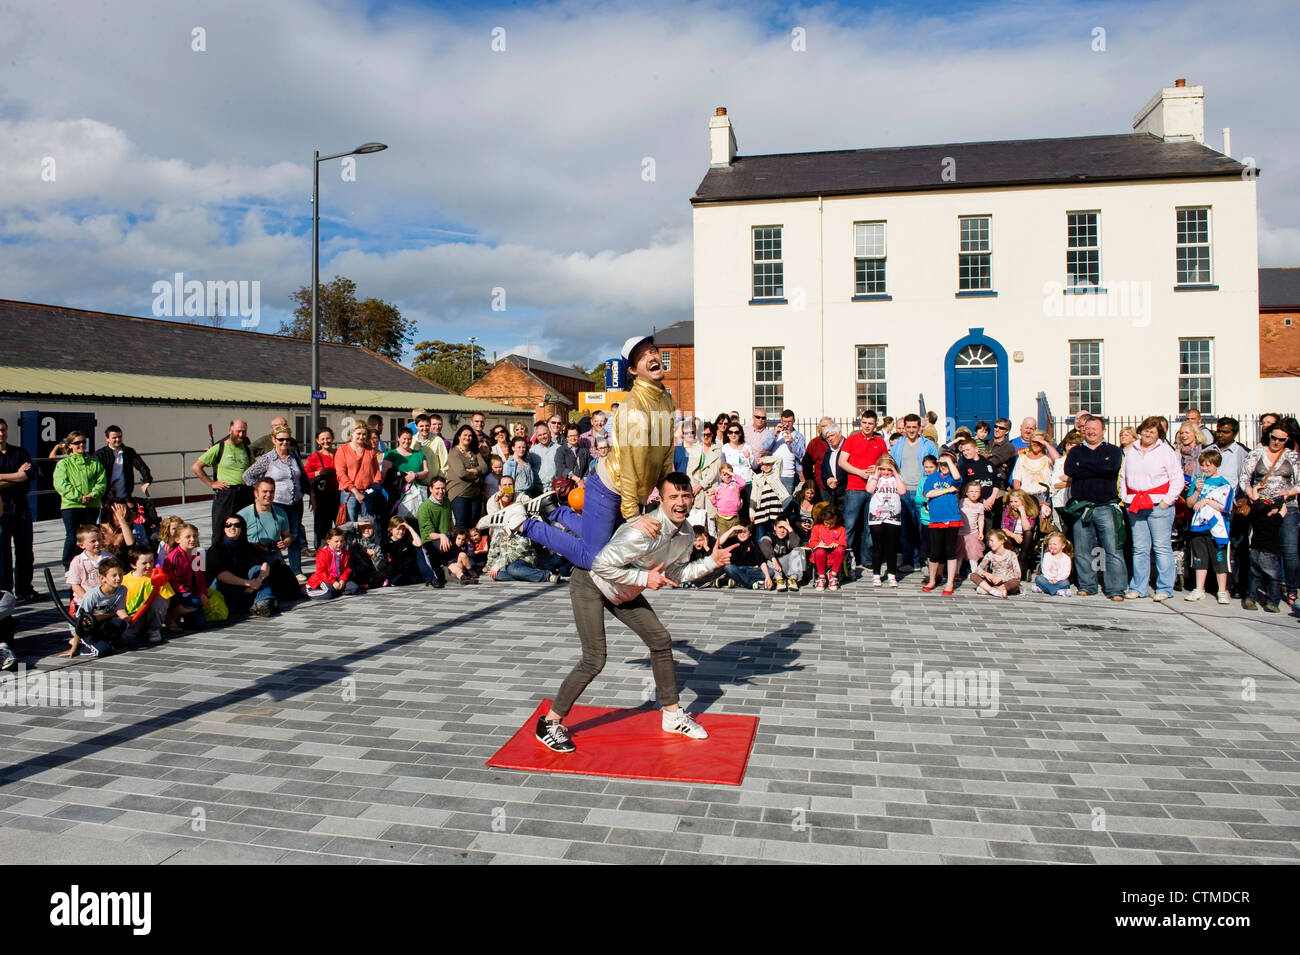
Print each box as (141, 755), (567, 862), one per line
(464, 354), (591, 423)
(654, 320), (695, 416)
(1260, 268), (1300, 380)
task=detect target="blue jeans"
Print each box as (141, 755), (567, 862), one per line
(1127, 505), (1174, 597)
(1283, 505), (1300, 597)
(345, 489), (378, 522)
(309, 579), (360, 599)
(284, 499), (304, 576)
(899, 494), (923, 567)
(1250, 549), (1282, 605)
(1072, 504), (1126, 597)
(724, 565), (767, 588)
(451, 495), (481, 530)
(842, 489), (872, 570)
(61, 506), (98, 568)
(780, 475), (797, 496)
(495, 560), (549, 583)
(174, 593), (207, 628)
(522, 477), (620, 571)
(1034, 575), (1071, 595)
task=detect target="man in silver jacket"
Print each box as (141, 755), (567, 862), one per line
(535, 472), (737, 753)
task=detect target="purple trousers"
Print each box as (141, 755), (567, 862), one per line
(521, 477), (622, 571)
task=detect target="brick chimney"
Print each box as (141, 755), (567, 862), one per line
(1132, 78), (1204, 143)
(709, 107), (737, 167)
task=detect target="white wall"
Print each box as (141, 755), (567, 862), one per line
(693, 175), (1260, 427)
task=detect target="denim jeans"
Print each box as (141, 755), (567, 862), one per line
(1034, 575), (1071, 595)
(780, 475), (797, 496)
(522, 476), (620, 571)
(842, 489), (872, 570)
(900, 494), (923, 566)
(308, 579), (360, 599)
(496, 560), (549, 583)
(284, 499), (304, 576)
(1250, 549), (1282, 605)
(724, 564), (767, 588)
(1072, 503), (1126, 597)
(1282, 505), (1300, 596)
(1127, 504), (1175, 597)
(345, 489), (377, 522)
(61, 506), (98, 568)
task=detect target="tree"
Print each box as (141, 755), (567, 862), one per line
(280, 276), (414, 360)
(412, 340), (487, 393)
(587, 362), (606, 389)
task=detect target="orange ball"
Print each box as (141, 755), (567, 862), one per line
(567, 486), (584, 513)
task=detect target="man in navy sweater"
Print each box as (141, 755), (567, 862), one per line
(1063, 418), (1126, 599)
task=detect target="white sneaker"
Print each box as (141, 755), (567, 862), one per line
(872, 574), (883, 588)
(1184, 589), (1206, 601)
(662, 708), (708, 740)
(477, 503), (527, 533)
(523, 490), (557, 517)
(0, 643), (15, 671)
(1216, 592), (1230, 605)
(1123, 590), (1143, 600)
(887, 574), (898, 588)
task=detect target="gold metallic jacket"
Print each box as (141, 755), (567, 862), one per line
(597, 375), (676, 519)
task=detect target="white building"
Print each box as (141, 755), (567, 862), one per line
(691, 81), (1266, 434)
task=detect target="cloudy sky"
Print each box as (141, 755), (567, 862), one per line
(2, 0), (1296, 371)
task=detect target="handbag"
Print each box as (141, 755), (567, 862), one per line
(204, 587), (229, 623)
(1237, 452), (1282, 516)
(396, 481), (428, 519)
(551, 477), (576, 500)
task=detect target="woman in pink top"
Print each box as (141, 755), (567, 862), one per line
(1120, 416), (1183, 602)
(336, 423), (382, 521)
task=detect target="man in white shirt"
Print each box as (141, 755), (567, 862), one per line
(94, 426), (152, 500)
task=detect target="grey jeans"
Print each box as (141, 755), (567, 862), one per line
(552, 568), (679, 717)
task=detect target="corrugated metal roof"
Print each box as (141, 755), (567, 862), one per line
(0, 367), (528, 415)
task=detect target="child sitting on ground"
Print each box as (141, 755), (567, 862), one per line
(1184, 448), (1233, 604)
(444, 527), (480, 585)
(807, 502), (848, 592)
(1034, 532), (1073, 596)
(761, 517), (805, 591)
(60, 558), (128, 657)
(307, 528), (360, 599)
(1001, 489), (1041, 581)
(66, 524), (105, 623)
(971, 529), (1022, 598)
(719, 522), (772, 589)
(467, 526), (489, 573)
(122, 545), (172, 643)
(342, 518), (387, 587)
(155, 515), (183, 565)
(162, 522), (208, 632)
(381, 517), (426, 587)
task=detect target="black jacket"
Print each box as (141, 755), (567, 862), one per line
(95, 444), (153, 497)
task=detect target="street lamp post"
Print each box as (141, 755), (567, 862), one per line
(468, 335), (479, 384)
(310, 141), (388, 436)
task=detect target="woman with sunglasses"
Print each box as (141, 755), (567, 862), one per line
(53, 431), (107, 568)
(242, 426), (309, 575)
(1240, 421), (1300, 606)
(206, 513), (278, 617)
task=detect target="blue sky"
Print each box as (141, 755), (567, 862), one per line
(1, 0), (1296, 371)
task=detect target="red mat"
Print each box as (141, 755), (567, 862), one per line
(487, 700), (759, 786)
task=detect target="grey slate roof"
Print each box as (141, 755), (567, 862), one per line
(1260, 268), (1300, 309)
(0, 299), (452, 394)
(501, 354), (590, 383)
(692, 133), (1247, 203)
(653, 320), (694, 346)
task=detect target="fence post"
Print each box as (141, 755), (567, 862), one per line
(179, 450), (187, 504)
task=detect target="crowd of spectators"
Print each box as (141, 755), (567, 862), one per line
(0, 402), (1297, 669)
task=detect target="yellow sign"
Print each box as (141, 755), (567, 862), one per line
(579, 390), (629, 415)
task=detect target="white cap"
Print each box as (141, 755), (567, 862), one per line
(621, 334), (655, 365)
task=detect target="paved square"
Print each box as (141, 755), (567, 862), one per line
(3, 509), (1299, 864)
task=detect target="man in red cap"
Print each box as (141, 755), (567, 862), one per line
(481, 334), (672, 568)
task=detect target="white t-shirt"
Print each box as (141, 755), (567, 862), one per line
(773, 442), (796, 479)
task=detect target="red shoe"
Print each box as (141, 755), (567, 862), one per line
(921, 583), (936, 592)
(942, 587), (955, 596)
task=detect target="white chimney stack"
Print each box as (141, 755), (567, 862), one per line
(1222, 127), (1231, 157)
(709, 107), (737, 167)
(1132, 78), (1204, 143)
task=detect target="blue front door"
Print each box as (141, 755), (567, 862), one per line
(953, 366), (998, 432)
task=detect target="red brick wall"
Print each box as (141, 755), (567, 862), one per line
(660, 345), (695, 417)
(1261, 311), (1300, 377)
(464, 362), (568, 422)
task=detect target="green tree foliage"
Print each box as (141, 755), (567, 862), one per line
(280, 276), (414, 361)
(587, 363), (606, 389)
(412, 339), (487, 393)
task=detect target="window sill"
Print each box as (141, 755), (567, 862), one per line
(748, 298), (788, 306)
(1174, 284), (1219, 292)
(851, 294), (893, 302)
(955, 290), (997, 298)
(1064, 286), (1106, 294)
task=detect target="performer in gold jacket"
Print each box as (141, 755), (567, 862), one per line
(483, 334), (672, 570)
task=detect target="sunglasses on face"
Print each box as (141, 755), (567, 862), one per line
(224, 521), (241, 528)
(1269, 435), (1288, 443)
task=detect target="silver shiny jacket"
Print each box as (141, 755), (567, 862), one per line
(589, 506), (718, 604)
